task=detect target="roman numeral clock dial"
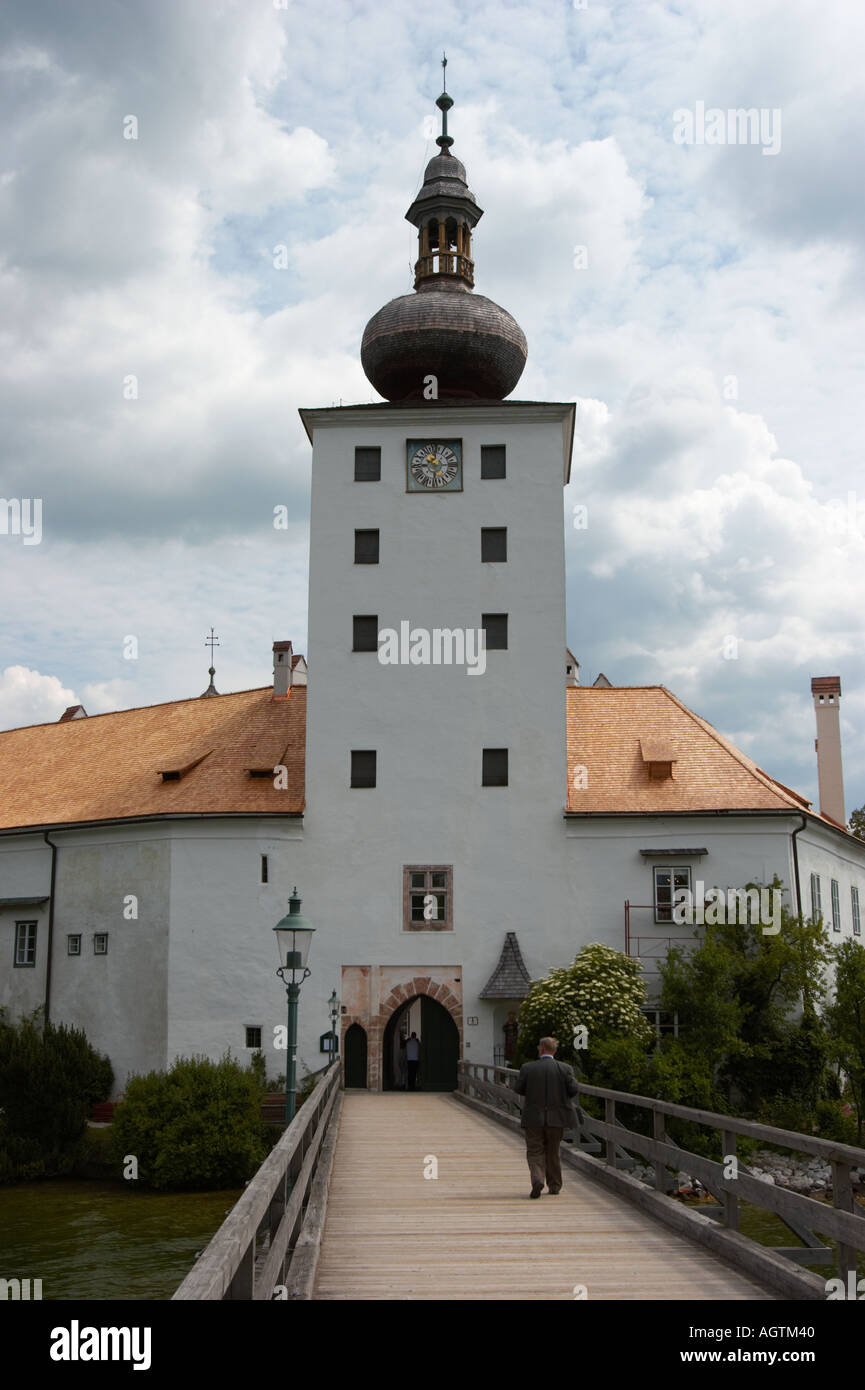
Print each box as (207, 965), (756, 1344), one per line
(406, 439), (463, 492)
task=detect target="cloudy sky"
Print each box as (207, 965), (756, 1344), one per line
(1, 0), (863, 816)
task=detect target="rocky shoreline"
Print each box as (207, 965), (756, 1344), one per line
(630, 1149), (865, 1198)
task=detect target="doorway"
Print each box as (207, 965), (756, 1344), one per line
(382, 994), (460, 1091)
(344, 1023), (367, 1088)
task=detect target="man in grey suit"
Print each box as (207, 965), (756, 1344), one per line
(514, 1036), (579, 1198)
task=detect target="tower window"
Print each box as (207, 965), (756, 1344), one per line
(245, 1026), (262, 1050)
(14, 921), (37, 967)
(353, 615), (379, 652)
(351, 750), (376, 788)
(482, 613), (508, 650)
(482, 749), (508, 786)
(481, 528), (507, 562)
(481, 445), (506, 479)
(354, 529), (380, 564)
(354, 447), (381, 481)
(261, 855), (268, 884)
(403, 865), (453, 931)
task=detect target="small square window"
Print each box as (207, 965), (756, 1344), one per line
(14, 921), (37, 967)
(245, 1026), (262, 1049)
(481, 445), (506, 479)
(354, 446), (381, 481)
(67, 935), (81, 956)
(403, 865), (453, 931)
(482, 613), (508, 650)
(351, 750), (376, 788)
(354, 529), (380, 563)
(353, 615), (379, 652)
(482, 749), (508, 786)
(481, 527), (507, 562)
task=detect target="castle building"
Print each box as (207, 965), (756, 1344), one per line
(1, 81), (863, 1093)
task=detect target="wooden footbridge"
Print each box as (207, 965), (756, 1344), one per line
(173, 1062), (865, 1302)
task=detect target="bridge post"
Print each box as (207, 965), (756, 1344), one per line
(722, 1129), (739, 1231)
(832, 1159), (856, 1284)
(653, 1109), (666, 1193)
(604, 1097), (616, 1166)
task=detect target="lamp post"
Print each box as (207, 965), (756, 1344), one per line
(328, 989), (340, 1059)
(272, 887), (315, 1127)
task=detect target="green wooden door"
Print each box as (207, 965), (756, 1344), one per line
(419, 996), (459, 1091)
(344, 1023), (367, 1088)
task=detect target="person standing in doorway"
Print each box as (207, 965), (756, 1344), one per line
(405, 1031), (421, 1090)
(514, 1037), (578, 1198)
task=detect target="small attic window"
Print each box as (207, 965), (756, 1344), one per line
(158, 750), (212, 782)
(640, 738), (677, 781)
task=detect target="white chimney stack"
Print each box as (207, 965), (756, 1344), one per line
(273, 640), (293, 698)
(811, 675), (845, 827)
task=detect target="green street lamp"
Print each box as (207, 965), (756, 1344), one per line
(328, 989), (340, 1057)
(273, 887), (315, 1126)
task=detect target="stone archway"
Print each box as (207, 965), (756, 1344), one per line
(377, 976), (463, 1091)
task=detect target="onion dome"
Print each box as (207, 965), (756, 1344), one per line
(361, 58), (527, 402)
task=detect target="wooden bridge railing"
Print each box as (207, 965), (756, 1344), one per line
(458, 1061), (865, 1283)
(173, 1061), (341, 1300)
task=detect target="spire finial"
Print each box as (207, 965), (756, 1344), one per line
(201, 627), (220, 697)
(435, 52), (454, 153)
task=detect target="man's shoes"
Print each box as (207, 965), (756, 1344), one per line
(530, 1182), (543, 1199)
(547, 1186), (561, 1194)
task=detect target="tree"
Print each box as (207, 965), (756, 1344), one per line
(516, 942), (653, 1068)
(848, 805), (865, 842)
(824, 939), (865, 1141)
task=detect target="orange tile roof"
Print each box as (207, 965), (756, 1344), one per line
(0, 687), (305, 831)
(566, 685), (816, 817)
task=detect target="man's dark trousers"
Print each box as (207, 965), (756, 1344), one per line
(514, 1056), (578, 1192)
(407, 1060), (419, 1089)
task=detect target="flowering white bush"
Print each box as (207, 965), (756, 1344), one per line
(517, 942), (653, 1059)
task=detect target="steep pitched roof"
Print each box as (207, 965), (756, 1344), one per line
(480, 932), (532, 999)
(0, 687), (305, 831)
(565, 685), (816, 817)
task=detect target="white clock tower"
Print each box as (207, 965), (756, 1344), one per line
(299, 65), (575, 1090)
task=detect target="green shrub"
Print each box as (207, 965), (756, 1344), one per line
(110, 1052), (268, 1190)
(0, 1009), (113, 1183)
(516, 943), (653, 1066)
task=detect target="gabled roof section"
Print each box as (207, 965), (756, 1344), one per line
(566, 685), (822, 818)
(479, 931), (532, 999)
(0, 687), (306, 831)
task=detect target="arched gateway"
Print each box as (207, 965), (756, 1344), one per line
(382, 994), (460, 1092)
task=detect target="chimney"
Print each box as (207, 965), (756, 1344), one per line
(273, 640), (293, 698)
(811, 676), (845, 826)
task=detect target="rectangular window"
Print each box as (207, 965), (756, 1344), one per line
(352, 615), (379, 651)
(482, 748), (508, 786)
(245, 1026), (262, 1049)
(94, 934), (108, 955)
(354, 446), (381, 481)
(354, 529), (380, 564)
(14, 921), (37, 967)
(831, 878), (841, 932)
(67, 935), (81, 956)
(852, 887), (861, 936)
(351, 750), (376, 788)
(261, 855), (268, 884)
(810, 872), (822, 923)
(481, 445), (506, 479)
(654, 867), (692, 924)
(481, 527), (507, 562)
(482, 613), (508, 650)
(403, 865), (453, 931)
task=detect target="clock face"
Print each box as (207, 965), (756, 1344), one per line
(406, 439), (463, 492)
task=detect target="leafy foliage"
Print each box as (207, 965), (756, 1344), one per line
(0, 1008), (113, 1183)
(824, 938), (865, 1140)
(110, 1052), (268, 1190)
(516, 942), (653, 1068)
(848, 805), (865, 842)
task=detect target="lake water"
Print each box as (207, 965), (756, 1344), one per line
(0, 1178), (243, 1300)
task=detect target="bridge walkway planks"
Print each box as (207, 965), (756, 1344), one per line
(313, 1092), (778, 1301)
